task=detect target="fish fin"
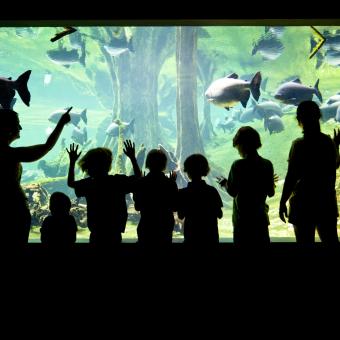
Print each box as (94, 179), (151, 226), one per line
(226, 73), (238, 79)
(224, 107), (230, 111)
(14, 70), (31, 107)
(240, 91), (251, 108)
(81, 109), (87, 124)
(291, 78), (302, 83)
(314, 79), (323, 103)
(250, 71), (262, 102)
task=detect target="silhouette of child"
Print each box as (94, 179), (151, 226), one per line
(67, 140), (141, 245)
(40, 192), (77, 246)
(0, 107), (71, 246)
(218, 126), (275, 246)
(133, 149), (178, 246)
(279, 100), (340, 245)
(178, 154), (222, 245)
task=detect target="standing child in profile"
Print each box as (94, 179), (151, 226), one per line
(66, 140), (141, 246)
(217, 126), (276, 246)
(40, 191), (78, 247)
(178, 154), (223, 245)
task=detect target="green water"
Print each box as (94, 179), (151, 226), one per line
(1, 25), (340, 242)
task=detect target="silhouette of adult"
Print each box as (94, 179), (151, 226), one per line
(133, 149), (178, 246)
(0, 108), (71, 247)
(218, 126), (275, 246)
(178, 154), (222, 245)
(40, 192), (77, 247)
(279, 100), (340, 245)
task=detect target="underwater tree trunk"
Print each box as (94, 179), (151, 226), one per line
(197, 49), (217, 141)
(175, 27), (204, 163)
(114, 27), (175, 149)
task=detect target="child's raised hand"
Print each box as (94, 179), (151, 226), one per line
(123, 139), (136, 158)
(169, 171), (177, 182)
(216, 176), (227, 188)
(66, 143), (82, 163)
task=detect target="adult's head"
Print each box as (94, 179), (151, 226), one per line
(145, 149), (167, 172)
(296, 100), (321, 133)
(0, 109), (22, 144)
(183, 154), (210, 180)
(233, 126), (262, 157)
(49, 191), (72, 216)
(78, 147), (112, 177)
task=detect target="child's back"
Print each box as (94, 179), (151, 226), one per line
(178, 181), (222, 244)
(74, 174), (134, 243)
(133, 149), (178, 245)
(40, 192), (77, 246)
(178, 154), (223, 244)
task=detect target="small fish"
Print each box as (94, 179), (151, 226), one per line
(50, 26), (77, 43)
(46, 47), (85, 68)
(252, 32), (284, 61)
(103, 35), (134, 57)
(264, 115), (284, 134)
(49, 108), (87, 126)
(71, 126), (88, 145)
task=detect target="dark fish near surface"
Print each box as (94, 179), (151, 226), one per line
(264, 115), (284, 134)
(46, 47), (85, 68)
(71, 126), (87, 145)
(274, 78), (322, 106)
(105, 118), (135, 137)
(325, 49), (340, 66)
(103, 35), (134, 57)
(205, 72), (262, 110)
(264, 26), (285, 38)
(68, 30), (84, 49)
(252, 33), (284, 61)
(49, 108), (87, 126)
(0, 70), (31, 109)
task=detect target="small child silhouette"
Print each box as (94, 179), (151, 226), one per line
(178, 154), (223, 245)
(133, 149), (178, 246)
(67, 140), (141, 246)
(40, 191), (77, 246)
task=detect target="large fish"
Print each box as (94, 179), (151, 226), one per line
(252, 99), (283, 119)
(205, 72), (262, 110)
(324, 49), (340, 67)
(49, 108), (87, 126)
(46, 47), (85, 68)
(264, 26), (285, 38)
(274, 78), (322, 106)
(0, 70), (31, 109)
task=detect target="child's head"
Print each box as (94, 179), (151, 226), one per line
(233, 126), (261, 157)
(296, 100), (321, 132)
(78, 147), (112, 176)
(183, 154), (210, 180)
(49, 192), (71, 216)
(145, 149), (167, 172)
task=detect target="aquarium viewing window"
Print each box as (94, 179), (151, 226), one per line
(1, 20), (340, 242)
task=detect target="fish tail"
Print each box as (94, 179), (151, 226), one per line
(250, 71), (262, 102)
(314, 79), (323, 103)
(14, 70), (31, 106)
(81, 109), (87, 124)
